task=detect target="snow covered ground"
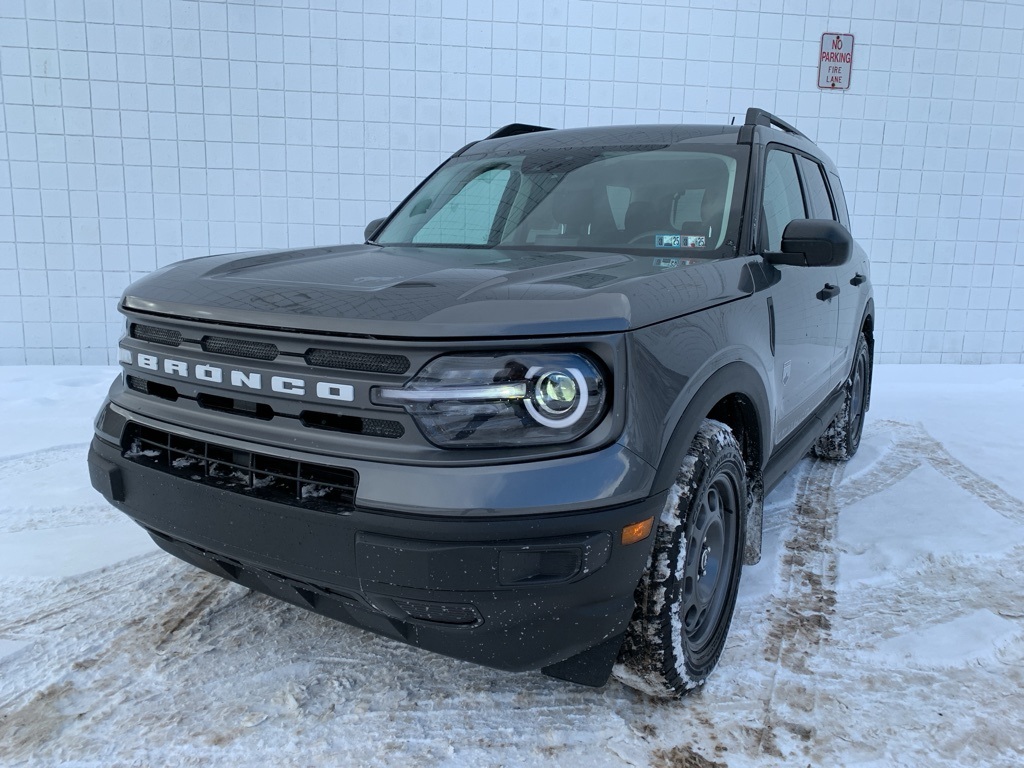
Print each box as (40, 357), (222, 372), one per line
(1, 364), (1023, 767)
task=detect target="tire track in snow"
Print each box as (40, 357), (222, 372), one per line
(750, 420), (921, 754)
(0, 443), (118, 533)
(833, 542), (1024, 648)
(4, 416), (1020, 766)
(811, 421), (1024, 766)
(913, 428), (1024, 524)
(756, 456), (845, 758)
(828, 419), (1024, 659)
(836, 421), (922, 508)
(784, 416), (1024, 669)
(0, 561), (243, 756)
(839, 420), (1024, 522)
(748, 418), (1024, 763)
(154, 580), (226, 651)
(0, 504), (120, 534)
(763, 458), (845, 667)
(0, 444), (89, 480)
(0, 553), (160, 634)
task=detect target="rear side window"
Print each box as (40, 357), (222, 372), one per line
(797, 156), (835, 221)
(762, 150), (806, 251)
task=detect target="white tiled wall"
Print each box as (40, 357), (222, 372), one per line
(1, 0), (1022, 364)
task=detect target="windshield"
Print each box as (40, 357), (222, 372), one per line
(374, 145), (745, 256)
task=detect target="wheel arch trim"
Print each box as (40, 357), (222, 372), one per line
(651, 361), (771, 495)
(650, 363), (770, 567)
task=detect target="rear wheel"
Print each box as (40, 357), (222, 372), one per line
(814, 332), (870, 461)
(613, 419), (746, 698)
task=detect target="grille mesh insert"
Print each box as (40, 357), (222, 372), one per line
(122, 424), (357, 512)
(125, 375), (179, 401)
(201, 336), (279, 361)
(300, 410), (404, 439)
(305, 348), (410, 374)
(130, 324), (182, 347)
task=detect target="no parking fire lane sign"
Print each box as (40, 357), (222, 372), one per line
(818, 33), (854, 90)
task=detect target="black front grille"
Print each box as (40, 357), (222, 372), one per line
(201, 336), (279, 361)
(197, 392), (274, 420)
(122, 424), (357, 512)
(130, 323), (182, 347)
(300, 410), (404, 439)
(305, 348), (410, 374)
(126, 375), (179, 401)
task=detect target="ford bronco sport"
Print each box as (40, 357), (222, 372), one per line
(89, 108), (873, 697)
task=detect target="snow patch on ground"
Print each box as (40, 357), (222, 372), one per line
(0, 367), (117, 459)
(0, 638), (30, 662)
(871, 609), (1022, 668)
(0, 520), (157, 579)
(837, 461), (1024, 585)
(1, 365), (1023, 767)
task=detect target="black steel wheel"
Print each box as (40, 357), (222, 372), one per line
(814, 332), (871, 461)
(613, 419), (746, 698)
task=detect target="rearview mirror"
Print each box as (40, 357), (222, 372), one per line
(764, 219), (852, 267)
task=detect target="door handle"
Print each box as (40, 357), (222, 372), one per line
(850, 273), (866, 286)
(817, 283), (840, 301)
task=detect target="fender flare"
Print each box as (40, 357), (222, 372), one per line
(857, 297), (875, 410)
(651, 360), (772, 494)
(843, 297), (875, 354)
(837, 298), (875, 411)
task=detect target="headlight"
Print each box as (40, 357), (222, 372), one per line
(373, 352), (607, 448)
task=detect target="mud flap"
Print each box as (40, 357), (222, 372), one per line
(744, 468), (764, 566)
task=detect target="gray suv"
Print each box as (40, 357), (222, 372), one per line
(89, 108), (873, 697)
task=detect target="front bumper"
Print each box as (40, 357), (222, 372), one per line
(88, 415), (662, 680)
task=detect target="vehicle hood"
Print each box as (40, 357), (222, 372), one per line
(122, 244), (755, 338)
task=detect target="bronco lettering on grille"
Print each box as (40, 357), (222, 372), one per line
(131, 353), (354, 402)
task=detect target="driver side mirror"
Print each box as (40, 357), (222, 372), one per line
(364, 217), (386, 241)
(763, 218), (852, 267)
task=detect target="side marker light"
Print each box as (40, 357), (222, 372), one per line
(621, 517), (654, 545)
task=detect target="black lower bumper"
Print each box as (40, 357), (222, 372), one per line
(89, 435), (661, 683)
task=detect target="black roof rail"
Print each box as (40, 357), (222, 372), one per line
(741, 108), (809, 142)
(484, 123), (554, 140)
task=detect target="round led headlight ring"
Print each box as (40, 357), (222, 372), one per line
(524, 366), (589, 429)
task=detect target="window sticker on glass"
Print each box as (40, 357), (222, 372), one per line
(654, 234), (706, 248)
(653, 256), (680, 268)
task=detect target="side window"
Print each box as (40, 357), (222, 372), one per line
(762, 150), (806, 251)
(797, 156), (835, 220)
(827, 171), (851, 227)
(413, 167), (511, 244)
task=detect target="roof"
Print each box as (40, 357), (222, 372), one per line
(463, 124), (740, 154)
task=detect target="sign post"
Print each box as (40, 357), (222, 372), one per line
(818, 33), (854, 90)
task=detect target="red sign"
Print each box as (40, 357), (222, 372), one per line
(818, 33), (854, 90)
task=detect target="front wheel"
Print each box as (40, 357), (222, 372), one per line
(613, 419), (746, 698)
